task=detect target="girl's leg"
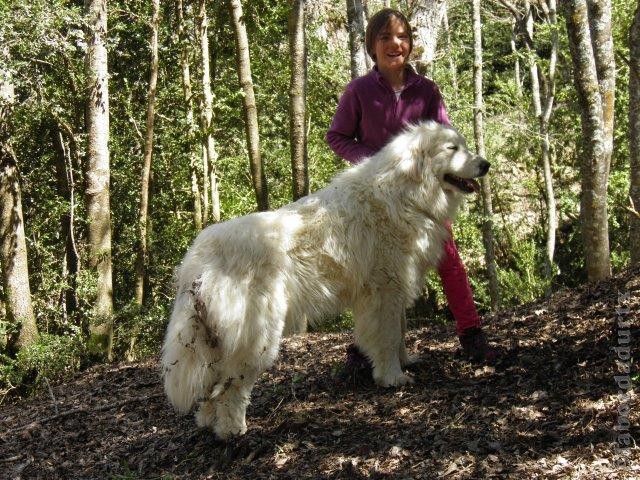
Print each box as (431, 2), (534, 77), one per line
(437, 226), (481, 336)
(438, 225), (500, 363)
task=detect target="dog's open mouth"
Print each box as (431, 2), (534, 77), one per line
(444, 174), (481, 194)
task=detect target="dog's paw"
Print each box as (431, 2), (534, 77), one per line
(195, 401), (216, 429)
(214, 417), (247, 440)
(374, 371), (414, 388)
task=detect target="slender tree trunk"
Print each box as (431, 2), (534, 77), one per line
(52, 123), (80, 317)
(346, 0), (369, 80)
(630, 1), (640, 265)
(442, 3), (458, 95)
(229, 0), (269, 211)
(84, 0), (114, 357)
(134, 0), (160, 306)
(0, 72), (38, 350)
(510, 15), (522, 96)
(195, 6), (209, 224)
(523, 0), (558, 293)
(564, 0), (612, 281)
(197, 0), (220, 223)
(472, 0), (500, 310)
(540, 0), (559, 288)
(201, 144), (209, 222)
(289, 0), (309, 200)
(177, 0), (203, 231)
(525, 3), (541, 112)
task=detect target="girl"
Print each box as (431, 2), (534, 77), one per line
(327, 8), (498, 364)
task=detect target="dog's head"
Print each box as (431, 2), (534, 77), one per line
(396, 121), (490, 196)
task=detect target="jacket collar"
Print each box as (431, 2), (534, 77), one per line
(371, 64), (421, 92)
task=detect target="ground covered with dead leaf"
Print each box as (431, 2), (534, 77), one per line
(1, 266), (639, 479)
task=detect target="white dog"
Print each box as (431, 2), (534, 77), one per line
(161, 121), (489, 439)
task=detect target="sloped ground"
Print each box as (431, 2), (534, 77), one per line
(1, 267), (639, 480)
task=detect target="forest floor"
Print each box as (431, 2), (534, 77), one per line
(1, 266), (639, 480)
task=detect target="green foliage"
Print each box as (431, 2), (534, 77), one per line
(112, 302), (170, 361)
(1, 332), (84, 397)
(312, 311), (354, 333)
(497, 237), (549, 305)
(608, 169), (632, 270)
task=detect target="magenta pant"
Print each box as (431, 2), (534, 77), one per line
(437, 225), (481, 336)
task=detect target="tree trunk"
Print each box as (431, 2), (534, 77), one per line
(84, 0), (114, 357)
(442, 3), (458, 95)
(52, 122), (80, 317)
(0, 72), (38, 350)
(289, 0), (309, 201)
(630, 1), (640, 265)
(587, 0), (615, 165)
(134, 0), (160, 306)
(196, 0), (221, 223)
(0, 150), (38, 351)
(411, 0), (446, 76)
(472, 0), (500, 310)
(177, 0), (203, 231)
(346, 0), (369, 80)
(523, 0), (558, 293)
(540, 0), (559, 289)
(564, 0), (612, 281)
(510, 15), (522, 96)
(229, 0), (269, 211)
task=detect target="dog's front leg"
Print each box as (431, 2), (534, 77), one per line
(353, 298), (413, 387)
(399, 311), (421, 367)
(196, 368), (259, 440)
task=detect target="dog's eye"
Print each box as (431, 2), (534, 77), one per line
(447, 144), (458, 151)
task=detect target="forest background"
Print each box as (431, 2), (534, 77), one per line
(0, 0), (638, 398)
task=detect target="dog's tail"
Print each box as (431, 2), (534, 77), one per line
(161, 281), (219, 414)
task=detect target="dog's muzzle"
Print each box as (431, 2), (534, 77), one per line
(476, 157), (490, 176)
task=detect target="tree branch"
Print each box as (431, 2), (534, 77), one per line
(615, 49), (639, 82)
(627, 196), (640, 220)
(5, 392), (164, 434)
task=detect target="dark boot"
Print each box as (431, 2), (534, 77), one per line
(458, 327), (500, 364)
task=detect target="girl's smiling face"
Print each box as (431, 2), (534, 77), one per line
(373, 17), (411, 73)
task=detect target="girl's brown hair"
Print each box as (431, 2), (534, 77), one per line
(365, 8), (413, 62)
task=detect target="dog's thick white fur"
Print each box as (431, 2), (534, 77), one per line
(161, 121), (489, 439)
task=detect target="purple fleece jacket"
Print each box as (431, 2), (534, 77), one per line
(326, 66), (451, 164)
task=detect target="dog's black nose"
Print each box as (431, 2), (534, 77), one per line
(478, 159), (490, 175)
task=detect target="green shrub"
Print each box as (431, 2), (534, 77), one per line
(112, 302), (170, 361)
(312, 310), (354, 333)
(1, 332), (84, 398)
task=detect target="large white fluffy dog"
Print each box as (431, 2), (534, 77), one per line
(161, 121), (489, 439)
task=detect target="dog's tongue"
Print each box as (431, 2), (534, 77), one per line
(468, 178), (481, 193)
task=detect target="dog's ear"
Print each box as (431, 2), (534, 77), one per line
(393, 123), (434, 182)
(400, 141), (429, 182)
(410, 147), (427, 182)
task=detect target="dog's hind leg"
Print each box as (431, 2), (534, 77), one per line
(162, 292), (219, 415)
(353, 295), (413, 387)
(196, 302), (286, 439)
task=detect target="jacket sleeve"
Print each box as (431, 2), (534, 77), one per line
(326, 85), (377, 164)
(427, 84), (452, 126)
